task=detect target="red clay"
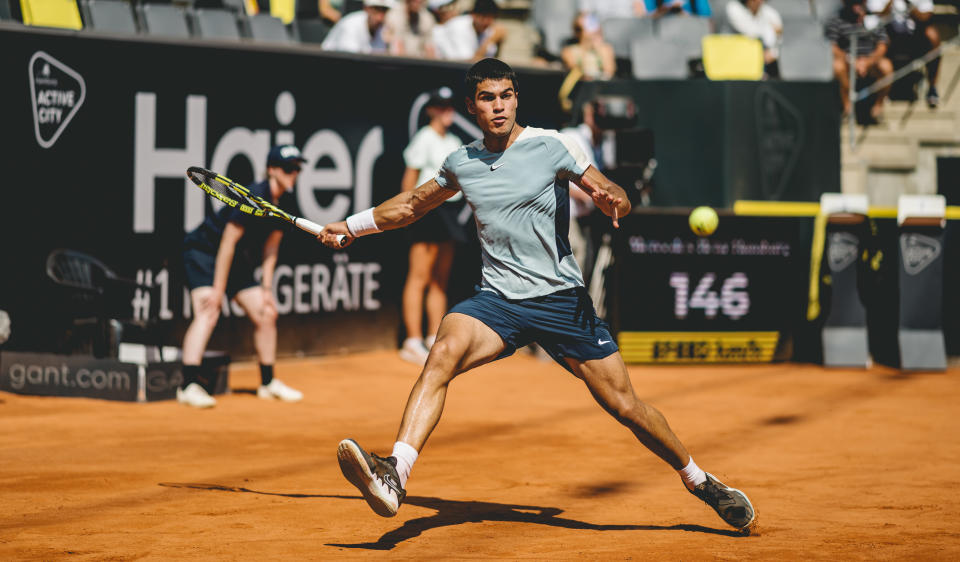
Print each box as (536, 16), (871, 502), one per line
(2, 351), (958, 559)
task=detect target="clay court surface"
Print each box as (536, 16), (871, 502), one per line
(2, 351), (959, 560)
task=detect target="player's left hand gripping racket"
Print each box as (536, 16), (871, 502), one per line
(186, 167), (346, 246)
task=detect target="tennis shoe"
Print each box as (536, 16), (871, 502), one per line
(399, 338), (429, 366)
(257, 379), (303, 402)
(689, 472), (755, 530)
(176, 383), (216, 408)
(337, 438), (406, 517)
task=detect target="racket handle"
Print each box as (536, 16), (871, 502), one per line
(294, 217), (346, 247)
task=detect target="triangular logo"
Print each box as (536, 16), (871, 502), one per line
(900, 233), (941, 276)
(28, 51), (86, 149)
(827, 232), (859, 272)
(755, 86), (805, 200)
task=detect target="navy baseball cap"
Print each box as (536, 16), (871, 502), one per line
(426, 86), (455, 107)
(267, 145), (307, 167)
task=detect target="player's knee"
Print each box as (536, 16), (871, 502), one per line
(194, 307), (220, 328)
(260, 307), (278, 324)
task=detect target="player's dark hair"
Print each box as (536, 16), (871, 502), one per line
(464, 58), (518, 99)
(472, 0), (499, 15)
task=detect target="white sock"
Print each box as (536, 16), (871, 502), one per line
(678, 456), (707, 491)
(425, 335), (436, 348)
(391, 441), (418, 488)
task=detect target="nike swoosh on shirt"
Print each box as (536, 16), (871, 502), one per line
(490, 162), (505, 170)
(598, 339), (611, 345)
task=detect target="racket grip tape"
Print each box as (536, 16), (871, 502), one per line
(294, 217), (347, 247)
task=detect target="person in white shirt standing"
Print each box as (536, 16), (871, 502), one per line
(726, 0), (782, 78)
(865, 0), (940, 107)
(397, 87), (467, 364)
(321, 0), (394, 54)
(433, 0), (505, 61)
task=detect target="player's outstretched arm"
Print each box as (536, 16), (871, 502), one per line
(574, 165), (632, 228)
(318, 179), (458, 248)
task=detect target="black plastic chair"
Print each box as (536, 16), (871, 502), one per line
(45, 249), (158, 358)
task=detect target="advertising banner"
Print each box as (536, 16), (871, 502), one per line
(611, 213), (811, 362)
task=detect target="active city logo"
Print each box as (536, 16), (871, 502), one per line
(28, 51), (86, 149)
(827, 232), (859, 272)
(900, 233), (942, 275)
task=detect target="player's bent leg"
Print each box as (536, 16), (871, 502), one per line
(566, 353), (755, 531)
(397, 312), (506, 449)
(338, 313), (505, 518)
(566, 352), (689, 469)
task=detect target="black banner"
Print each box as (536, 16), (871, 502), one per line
(0, 27), (567, 358)
(0, 351), (140, 401)
(610, 212), (811, 361)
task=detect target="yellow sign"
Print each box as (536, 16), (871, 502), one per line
(619, 331), (779, 363)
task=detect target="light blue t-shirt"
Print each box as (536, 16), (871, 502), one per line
(435, 126), (592, 299)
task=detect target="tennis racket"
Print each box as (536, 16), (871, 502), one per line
(186, 166), (345, 246)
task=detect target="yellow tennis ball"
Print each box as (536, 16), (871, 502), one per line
(689, 206), (719, 236)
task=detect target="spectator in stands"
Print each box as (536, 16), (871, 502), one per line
(398, 87), (467, 364)
(386, 0), (437, 57)
(825, 0), (893, 122)
(578, 0), (646, 19)
(561, 13), (616, 80)
(865, 0), (940, 107)
(726, 0), (782, 78)
(433, 0), (505, 61)
(177, 145), (307, 408)
(641, 0), (713, 17)
(318, 0), (345, 24)
(321, 0), (394, 54)
(427, 0), (458, 24)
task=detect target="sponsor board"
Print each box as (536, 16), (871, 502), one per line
(0, 351), (139, 401)
(618, 331), (780, 363)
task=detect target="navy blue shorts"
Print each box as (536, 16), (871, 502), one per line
(182, 246), (258, 297)
(448, 287), (618, 373)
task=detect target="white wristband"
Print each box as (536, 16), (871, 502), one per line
(345, 208), (380, 237)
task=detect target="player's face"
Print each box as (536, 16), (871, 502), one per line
(466, 78), (517, 138)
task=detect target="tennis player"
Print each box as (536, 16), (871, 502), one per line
(318, 59), (755, 531)
(178, 146), (306, 408)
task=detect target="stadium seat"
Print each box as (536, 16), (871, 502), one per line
(657, 15), (712, 60)
(1, 0), (15, 20)
(779, 35), (833, 80)
(602, 17), (656, 59)
(219, 0), (245, 12)
(531, 0), (577, 31)
(82, 0), (138, 33)
(20, 0), (83, 29)
(813, 0), (841, 20)
(245, 12), (290, 42)
(538, 15), (573, 58)
(137, 2), (190, 37)
(293, 16), (329, 43)
(192, 7), (241, 39)
(631, 36), (689, 79)
(701, 34), (764, 80)
(269, 0), (293, 24)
